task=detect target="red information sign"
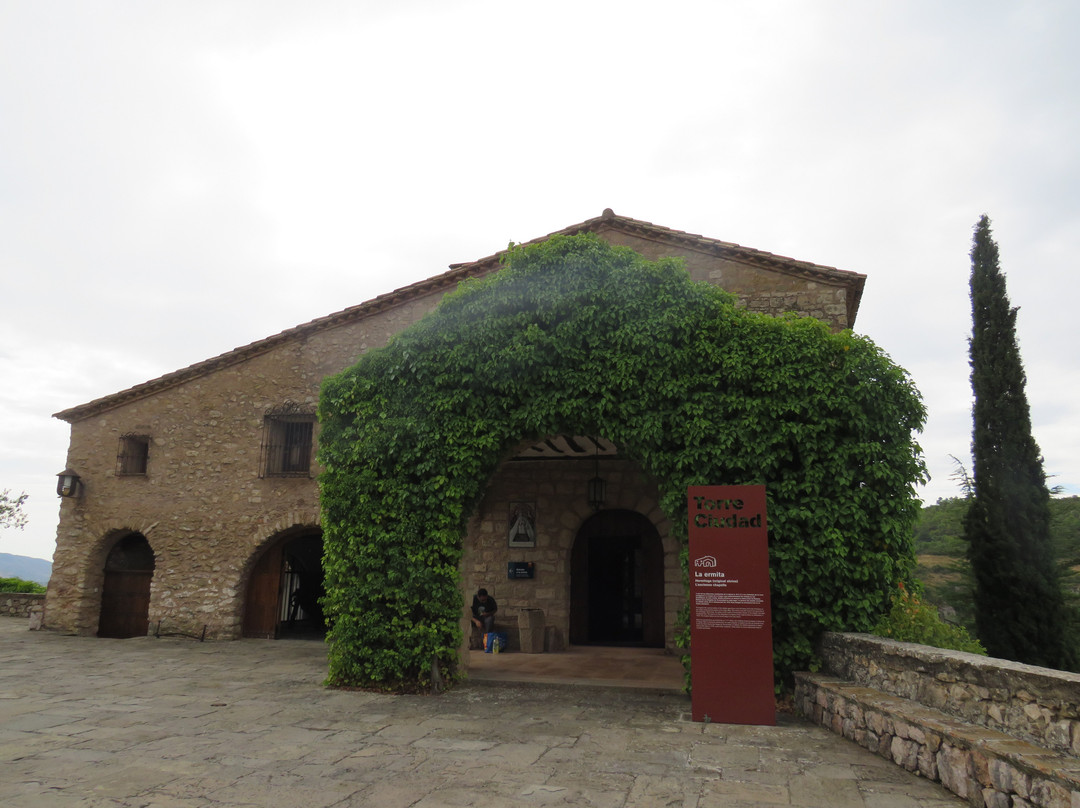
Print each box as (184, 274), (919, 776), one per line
(688, 485), (775, 725)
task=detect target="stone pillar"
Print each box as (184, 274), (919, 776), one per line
(519, 608), (545, 653)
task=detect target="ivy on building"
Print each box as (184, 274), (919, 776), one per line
(318, 234), (927, 691)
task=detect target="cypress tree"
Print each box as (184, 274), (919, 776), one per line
(963, 215), (1069, 668)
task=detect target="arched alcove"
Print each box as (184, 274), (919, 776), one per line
(570, 509), (664, 647)
(97, 532), (155, 638)
(242, 528), (324, 639)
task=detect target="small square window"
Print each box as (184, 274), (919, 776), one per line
(116, 435), (150, 476)
(262, 412), (315, 477)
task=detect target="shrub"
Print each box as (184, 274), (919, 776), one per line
(0, 577), (46, 594)
(872, 582), (986, 654)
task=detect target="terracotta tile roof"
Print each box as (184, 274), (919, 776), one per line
(54, 210), (865, 423)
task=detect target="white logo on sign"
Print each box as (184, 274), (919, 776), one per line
(694, 556), (717, 568)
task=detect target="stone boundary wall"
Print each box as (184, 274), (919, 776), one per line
(818, 632), (1080, 757)
(1, 592), (44, 619)
(795, 633), (1080, 808)
(795, 673), (1079, 807)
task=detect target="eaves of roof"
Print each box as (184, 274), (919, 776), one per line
(54, 209), (865, 423)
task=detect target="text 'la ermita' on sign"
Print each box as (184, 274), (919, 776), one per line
(688, 485), (775, 725)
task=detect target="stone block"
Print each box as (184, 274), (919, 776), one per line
(917, 745), (938, 780)
(867, 710), (888, 736)
(988, 704), (1004, 725)
(890, 736), (919, 771)
(876, 733), (893, 758)
(924, 730), (942, 754)
(907, 724), (926, 745)
(924, 683), (949, 710)
(1030, 778), (1072, 808)
(831, 712), (844, 735)
(936, 744), (972, 799)
(847, 702), (864, 725)
(865, 730), (879, 751)
(972, 749), (991, 788)
(1047, 720), (1072, 752)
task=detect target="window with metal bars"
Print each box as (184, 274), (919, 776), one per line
(262, 412), (315, 477)
(116, 434), (150, 476)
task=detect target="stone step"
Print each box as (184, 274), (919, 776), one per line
(794, 672), (1080, 808)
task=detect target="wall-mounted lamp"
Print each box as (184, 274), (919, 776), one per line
(56, 469), (82, 498)
(587, 475), (606, 512)
(587, 439), (606, 511)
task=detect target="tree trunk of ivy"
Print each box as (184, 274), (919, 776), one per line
(963, 215), (1073, 669)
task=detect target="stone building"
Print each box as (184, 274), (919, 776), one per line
(45, 210), (864, 653)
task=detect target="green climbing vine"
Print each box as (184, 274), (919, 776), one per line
(318, 233), (926, 691)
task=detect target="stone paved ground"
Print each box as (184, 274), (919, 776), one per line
(0, 620), (965, 807)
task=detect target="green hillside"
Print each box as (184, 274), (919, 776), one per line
(913, 495), (1080, 640)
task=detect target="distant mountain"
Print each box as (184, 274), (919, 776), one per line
(0, 553), (52, 585)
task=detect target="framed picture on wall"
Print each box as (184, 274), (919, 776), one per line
(508, 501), (537, 548)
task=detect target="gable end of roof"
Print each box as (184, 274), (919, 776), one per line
(54, 210), (865, 423)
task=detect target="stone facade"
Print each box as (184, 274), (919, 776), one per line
(45, 211), (864, 653)
(47, 293), (442, 639)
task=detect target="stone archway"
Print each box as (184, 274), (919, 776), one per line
(98, 532), (155, 638)
(242, 528), (324, 639)
(570, 509), (664, 647)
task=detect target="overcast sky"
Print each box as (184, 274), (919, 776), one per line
(2, 1), (1077, 562)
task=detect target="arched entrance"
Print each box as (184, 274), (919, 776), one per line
(570, 509), (664, 647)
(242, 529), (325, 639)
(98, 533), (155, 638)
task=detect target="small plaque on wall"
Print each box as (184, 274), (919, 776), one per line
(508, 501), (536, 548)
(507, 562), (535, 579)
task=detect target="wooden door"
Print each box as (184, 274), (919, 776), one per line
(98, 570), (153, 638)
(243, 543), (284, 638)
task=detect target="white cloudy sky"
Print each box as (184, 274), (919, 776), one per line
(2, 1), (1077, 562)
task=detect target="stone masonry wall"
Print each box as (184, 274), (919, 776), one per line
(797, 634), (1080, 808)
(795, 672), (1080, 808)
(600, 228), (853, 330)
(818, 633), (1080, 758)
(46, 294), (446, 638)
(1, 592), (44, 619)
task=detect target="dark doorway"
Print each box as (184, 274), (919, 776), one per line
(243, 530), (325, 639)
(98, 533), (154, 638)
(570, 510), (664, 647)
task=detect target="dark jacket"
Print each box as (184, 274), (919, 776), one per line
(471, 594), (497, 620)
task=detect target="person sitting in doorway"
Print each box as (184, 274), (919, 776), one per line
(470, 588), (498, 635)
